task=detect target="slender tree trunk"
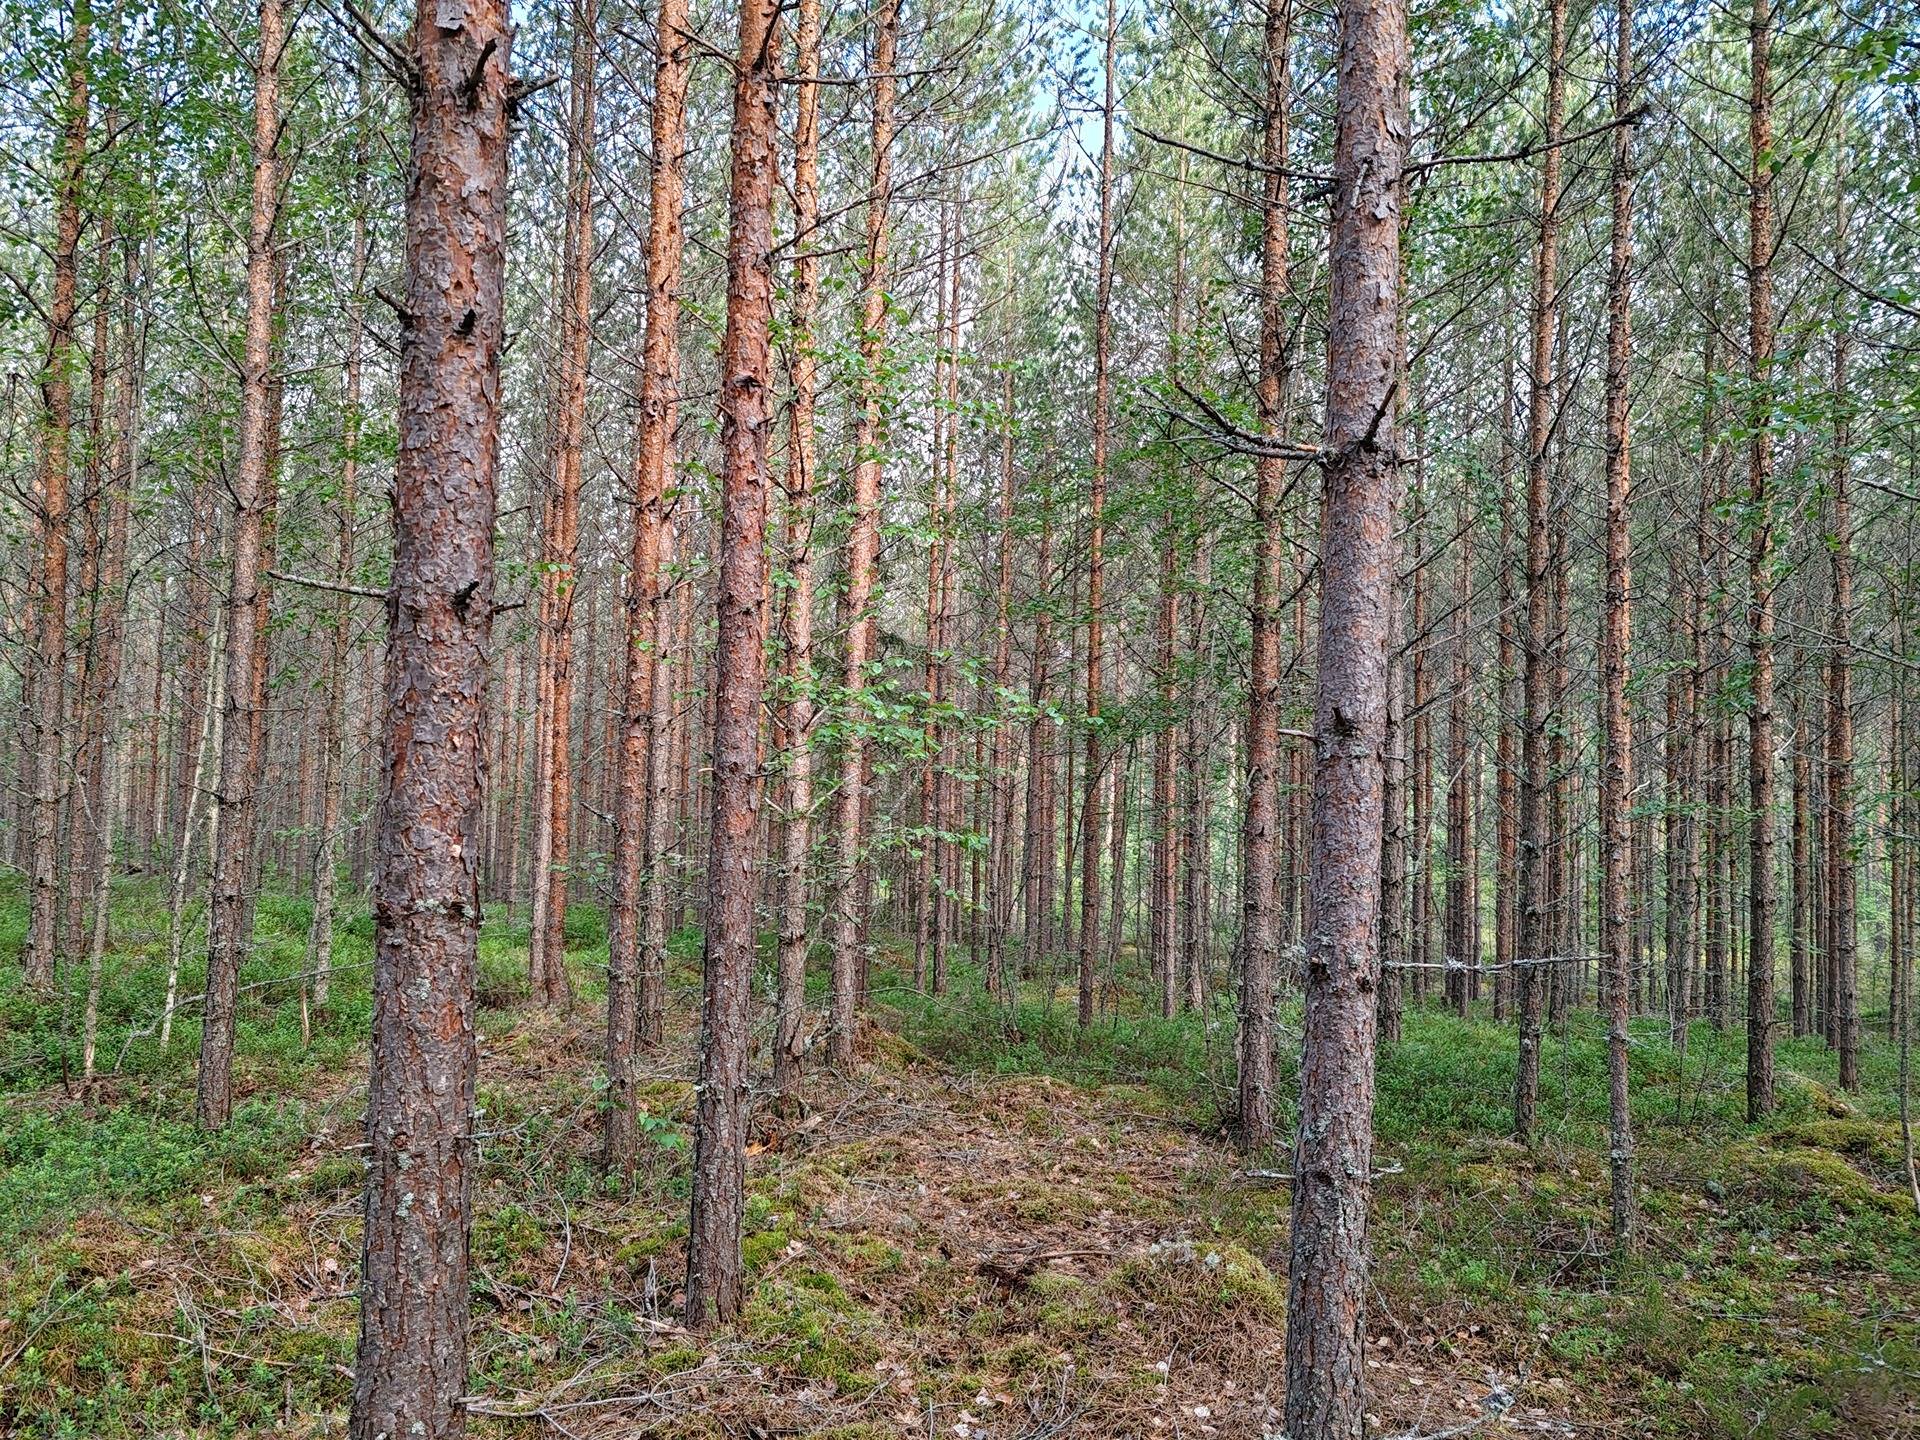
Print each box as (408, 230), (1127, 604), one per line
(1077, 0), (1117, 1029)
(307, 123), (368, 1013)
(1283, 0), (1405, 1425)
(79, 229), (138, 1080)
(988, 252), (1018, 1001)
(1494, 334), (1518, 1022)
(605, 0), (691, 1175)
(349, 2), (508, 1430)
(771, 0), (823, 1105)
(829, 0), (900, 1063)
(1513, 0), (1567, 1143)
(23, 6), (89, 994)
(685, 0), (779, 1327)
(1745, 0), (1777, 1121)
(1446, 491), (1474, 1017)
(528, 0), (598, 1010)
(1827, 190), (1859, 1089)
(196, 0), (283, 1129)
(1598, 0), (1637, 1246)
(1238, 0), (1292, 1149)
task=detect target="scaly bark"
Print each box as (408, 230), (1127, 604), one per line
(605, 0), (691, 1176)
(349, 1), (509, 1431)
(1282, 0), (1405, 1424)
(685, 0), (779, 1328)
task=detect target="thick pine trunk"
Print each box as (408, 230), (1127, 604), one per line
(348, 2), (508, 1430)
(1282, 0), (1405, 1424)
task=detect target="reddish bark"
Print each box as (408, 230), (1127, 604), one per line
(828, 0), (900, 1065)
(23, 6), (89, 994)
(685, 0), (779, 1327)
(605, 0), (691, 1176)
(348, 1), (509, 1431)
(772, 0), (824, 1104)
(1238, 0), (1291, 1149)
(1282, 0), (1406, 1424)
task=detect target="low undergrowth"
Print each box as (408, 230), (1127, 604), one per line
(1, 879), (1916, 1438)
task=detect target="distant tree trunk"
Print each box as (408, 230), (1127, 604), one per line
(988, 252), (1019, 1001)
(1827, 186), (1859, 1090)
(79, 229), (139, 1079)
(307, 125), (368, 1014)
(348, 1), (508, 1430)
(23, 6), (89, 995)
(829, 0), (900, 1064)
(1283, 0), (1405, 1421)
(685, 0), (779, 1327)
(1077, 0), (1117, 1029)
(1182, 543), (1212, 1011)
(1410, 480), (1432, 998)
(1446, 490), (1474, 1017)
(605, 0), (690, 1176)
(772, 0), (823, 1105)
(1744, 0), (1776, 1122)
(1239, 0), (1291, 1147)
(528, 0), (599, 1011)
(196, 0), (283, 1129)
(1022, 508), (1056, 978)
(1598, 0), (1637, 1246)
(1377, 458), (1405, 1046)
(1514, 0), (1567, 1144)
(1666, 506), (1698, 1052)
(1494, 332), (1518, 1022)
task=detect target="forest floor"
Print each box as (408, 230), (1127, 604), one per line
(2, 878), (1919, 1439)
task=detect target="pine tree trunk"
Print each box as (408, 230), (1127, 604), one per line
(829, 0), (900, 1063)
(307, 123), (367, 1014)
(1598, 0), (1637, 1245)
(685, 0), (779, 1326)
(605, 0), (691, 1175)
(1238, 0), (1291, 1149)
(1744, 0), (1776, 1121)
(772, 0), (823, 1105)
(23, 7), (89, 995)
(349, 2), (508, 1429)
(196, 0), (283, 1129)
(1283, 0), (1406, 1418)
(1514, 0), (1567, 1143)
(1077, 0), (1117, 1029)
